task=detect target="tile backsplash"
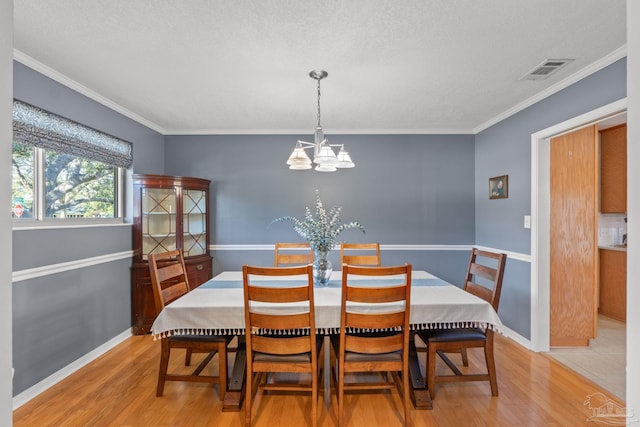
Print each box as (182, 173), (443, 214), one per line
(599, 214), (627, 246)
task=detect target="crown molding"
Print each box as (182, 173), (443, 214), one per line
(163, 128), (475, 136)
(13, 49), (167, 134)
(14, 45), (626, 138)
(473, 45), (628, 134)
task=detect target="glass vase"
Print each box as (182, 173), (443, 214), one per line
(313, 250), (333, 286)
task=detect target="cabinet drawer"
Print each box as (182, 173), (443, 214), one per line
(186, 259), (213, 287)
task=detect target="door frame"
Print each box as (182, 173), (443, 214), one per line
(530, 98), (627, 352)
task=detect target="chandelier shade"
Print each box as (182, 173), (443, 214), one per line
(287, 70), (355, 172)
(335, 147), (355, 168)
(286, 145), (312, 170)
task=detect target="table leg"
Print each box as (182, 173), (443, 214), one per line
(222, 334), (432, 410)
(222, 335), (246, 412)
(323, 335), (331, 406)
(409, 332), (433, 409)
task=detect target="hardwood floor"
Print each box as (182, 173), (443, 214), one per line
(13, 334), (624, 426)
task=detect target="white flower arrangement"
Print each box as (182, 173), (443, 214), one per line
(272, 190), (365, 252)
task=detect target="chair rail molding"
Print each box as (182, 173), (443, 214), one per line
(210, 244), (474, 251)
(210, 244), (531, 262)
(12, 250), (133, 283)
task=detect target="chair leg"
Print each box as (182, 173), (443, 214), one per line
(427, 343), (437, 400)
(403, 362), (411, 426)
(245, 364), (252, 427)
(312, 361), (318, 427)
(338, 361), (345, 426)
(485, 340), (498, 396)
(185, 348), (193, 366)
(460, 348), (469, 367)
(218, 344), (227, 402)
(157, 339), (171, 397)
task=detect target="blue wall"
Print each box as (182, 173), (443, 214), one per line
(12, 62), (164, 395)
(164, 133), (476, 284)
(474, 58), (627, 338)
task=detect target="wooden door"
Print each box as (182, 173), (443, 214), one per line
(550, 125), (598, 347)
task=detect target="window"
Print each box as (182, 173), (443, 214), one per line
(11, 100), (131, 222)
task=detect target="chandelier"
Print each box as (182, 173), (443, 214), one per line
(286, 70), (355, 172)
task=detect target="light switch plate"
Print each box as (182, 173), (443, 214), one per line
(524, 215), (531, 229)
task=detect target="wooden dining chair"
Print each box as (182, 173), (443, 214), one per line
(415, 248), (506, 399)
(149, 250), (232, 399)
(274, 242), (314, 266)
(331, 264), (412, 426)
(242, 264), (322, 427)
(340, 242), (381, 266)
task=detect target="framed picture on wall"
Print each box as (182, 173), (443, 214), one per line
(489, 175), (508, 199)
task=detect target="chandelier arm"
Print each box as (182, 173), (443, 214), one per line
(297, 140), (319, 149)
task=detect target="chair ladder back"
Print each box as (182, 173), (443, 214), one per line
(340, 264), (412, 338)
(274, 242), (313, 267)
(249, 311), (312, 330)
(242, 264), (317, 336)
(464, 280), (494, 303)
(340, 243), (382, 266)
(246, 284), (310, 303)
(149, 250), (190, 312)
(346, 284), (407, 303)
(252, 335), (312, 355)
(464, 248), (507, 311)
(346, 310), (406, 330)
(345, 332), (404, 354)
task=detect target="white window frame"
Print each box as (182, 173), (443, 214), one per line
(12, 146), (126, 228)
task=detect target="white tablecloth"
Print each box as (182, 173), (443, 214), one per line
(151, 270), (503, 338)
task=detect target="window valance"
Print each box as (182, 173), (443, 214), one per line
(12, 100), (133, 168)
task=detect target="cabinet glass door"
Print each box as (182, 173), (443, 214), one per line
(182, 188), (207, 257)
(141, 187), (177, 259)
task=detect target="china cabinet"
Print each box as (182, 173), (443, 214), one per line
(131, 174), (212, 334)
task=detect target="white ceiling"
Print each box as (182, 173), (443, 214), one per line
(13, 0), (627, 135)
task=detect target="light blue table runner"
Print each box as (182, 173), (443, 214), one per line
(201, 277), (448, 289)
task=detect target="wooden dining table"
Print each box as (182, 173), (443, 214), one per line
(151, 269), (504, 411)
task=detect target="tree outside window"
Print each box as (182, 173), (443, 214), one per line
(12, 142), (117, 220)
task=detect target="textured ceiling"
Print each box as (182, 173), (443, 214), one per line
(13, 0), (627, 134)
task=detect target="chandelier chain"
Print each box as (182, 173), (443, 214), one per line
(316, 79), (322, 128)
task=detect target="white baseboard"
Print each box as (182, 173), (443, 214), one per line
(12, 328), (132, 410)
(500, 325), (533, 350)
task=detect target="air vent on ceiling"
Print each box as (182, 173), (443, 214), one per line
(520, 59), (574, 80)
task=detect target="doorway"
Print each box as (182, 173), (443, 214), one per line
(530, 98), (626, 352)
(530, 99), (627, 399)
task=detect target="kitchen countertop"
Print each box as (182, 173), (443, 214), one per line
(599, 245), (627, 252)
